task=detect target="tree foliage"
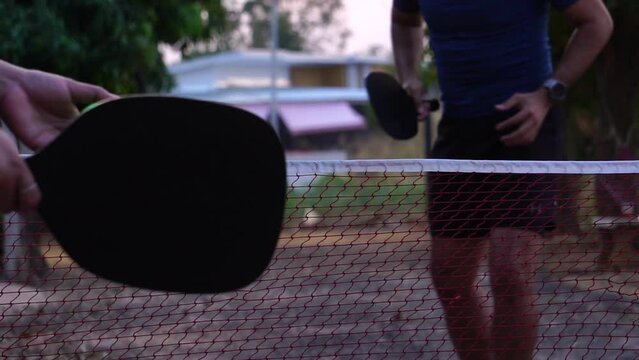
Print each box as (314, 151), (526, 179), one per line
(550, 2), (639, 160)
(0, 0), (228, 93)
(230, 0), (350, 52)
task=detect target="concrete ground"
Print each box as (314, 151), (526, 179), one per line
(1, 223), (639, 359)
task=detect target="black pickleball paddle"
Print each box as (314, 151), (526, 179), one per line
(365, 71), (439, 140)
(25, 96), (286, 293)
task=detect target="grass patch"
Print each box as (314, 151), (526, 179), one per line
(286, 173), (426, 220)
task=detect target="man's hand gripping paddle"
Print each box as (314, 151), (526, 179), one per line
(365, 71), (439, 140)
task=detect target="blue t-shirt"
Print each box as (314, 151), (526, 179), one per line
(393, 0), (578, 118)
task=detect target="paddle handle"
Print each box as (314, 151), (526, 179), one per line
(424, 99), (440, 112)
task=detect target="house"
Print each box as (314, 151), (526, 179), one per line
(168, 49), (392, 159)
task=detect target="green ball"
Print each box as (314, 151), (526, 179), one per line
(81, 102), (101, 115)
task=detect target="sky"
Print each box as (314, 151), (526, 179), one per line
(342, 0), (393, 55)
(163, 0), (394, 64)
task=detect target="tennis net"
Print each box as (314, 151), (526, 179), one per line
(1, 158), (639, 359)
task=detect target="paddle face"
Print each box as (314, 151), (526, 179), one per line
(26, 96), (286, 293)
(365, 72), (439, 140)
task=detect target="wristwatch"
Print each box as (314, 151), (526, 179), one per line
(542, 78), (567, 103)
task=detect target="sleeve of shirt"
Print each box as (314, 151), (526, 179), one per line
(393, 0), (420, 13)
(550, 0), (579, 11)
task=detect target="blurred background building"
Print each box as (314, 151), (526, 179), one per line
(168, 49), (390, 160)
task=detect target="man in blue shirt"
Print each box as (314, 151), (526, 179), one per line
(392, 1), (612, 359)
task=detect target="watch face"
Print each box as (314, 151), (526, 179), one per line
(551, 84), (566, 100)
(546, 80), (567, 101)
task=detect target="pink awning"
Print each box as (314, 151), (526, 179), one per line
(236, 103), (270, 119)
(277, 102), (367, 136)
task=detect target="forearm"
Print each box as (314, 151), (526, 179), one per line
(553, 2), (613, 87)
(554, 22), (612, 86)
(391, 8), (425, 84)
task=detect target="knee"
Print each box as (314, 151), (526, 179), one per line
(490, 257), (522, 281)
(489, 260), (532, 300)
(430, 257), (474, 297)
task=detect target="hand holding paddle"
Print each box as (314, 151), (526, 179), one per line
(0, 129), (39, 212)
(365, 71), (439, 140)
(0, 60), (118, 152)
(0, 60), (117, 213)
(401, 77), (431, 121)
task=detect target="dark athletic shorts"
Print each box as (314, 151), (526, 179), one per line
(428, 108), (564, 239)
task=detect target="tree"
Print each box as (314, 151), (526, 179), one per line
(592, 2), (639, 159)
(548, 3), (639, 234)
(0, 0), (228, 93)
(229, 0), (350, 52)
(550, 2), (639, 160)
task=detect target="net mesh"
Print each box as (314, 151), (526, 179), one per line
(2, 159), (639, 359)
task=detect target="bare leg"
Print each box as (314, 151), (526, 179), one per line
(596, 231), (615, 271)
(431, 235), (492, 360)
(489, 228), (541, 360)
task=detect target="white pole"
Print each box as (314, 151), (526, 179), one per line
(269, 0), (280, 138)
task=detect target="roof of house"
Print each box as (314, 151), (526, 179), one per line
(169, 49), (391, 75)
(173, 86), (369, 105)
